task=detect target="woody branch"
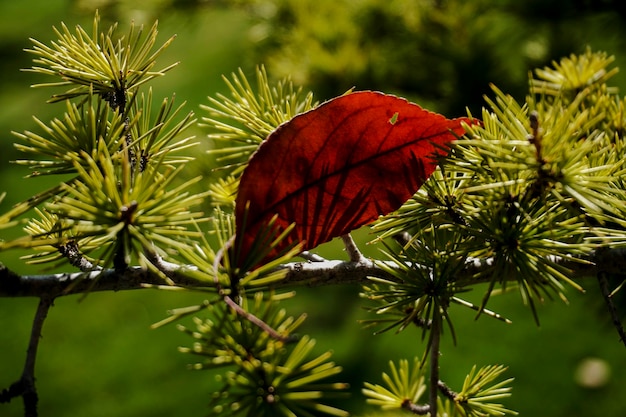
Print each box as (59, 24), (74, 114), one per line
(1, 247), (624, 298)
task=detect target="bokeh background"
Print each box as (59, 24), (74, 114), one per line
(1, 1), (626, 416)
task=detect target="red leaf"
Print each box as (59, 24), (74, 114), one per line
(234, 91), (475, 267)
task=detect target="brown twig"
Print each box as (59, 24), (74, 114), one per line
(0, 296), (54, 417)
(212, 236), (296, 342)
(597, 272), (626, 347)
(429, 313), (442, 417)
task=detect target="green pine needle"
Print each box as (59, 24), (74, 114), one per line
(372, 51), (626, 323)
(361, 228), (471, 348)
(364, 360), (516, 416)
(25, 11), (177, 106)
(201, 65), (317, 177)
(178, 292), (348, 417)
(454, 365), (517, 416)
(27, 141), (207, 268)
(362, 358), (426, 410)
(128, 88), (198, 167)
(13, 94), (126, 176)
(531, 48), (618, 98)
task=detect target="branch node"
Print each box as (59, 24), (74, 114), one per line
(299, 251), (326, 262)
(401, 399), (430, 415)
(341, 234), (366, 263)
(437, 379), (458, 401)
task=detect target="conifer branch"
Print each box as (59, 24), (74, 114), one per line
(2, 23), (626, 415)
(1, 248), (624, 298)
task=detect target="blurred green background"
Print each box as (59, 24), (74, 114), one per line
(1, 1), (626, 416)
